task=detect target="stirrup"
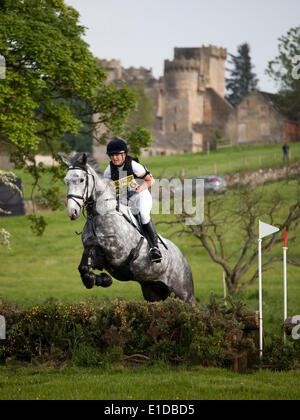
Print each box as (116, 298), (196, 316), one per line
(149, 246), (162, 263)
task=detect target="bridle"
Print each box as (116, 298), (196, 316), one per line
(67, 166), (96, 214)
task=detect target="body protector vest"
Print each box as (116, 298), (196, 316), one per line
(110, 155), (150, 201)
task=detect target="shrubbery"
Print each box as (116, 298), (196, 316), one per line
(0, 296), (299, 371)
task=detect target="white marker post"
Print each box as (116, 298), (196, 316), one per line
(0, 315), (6, 340)
(283, 228), (288, 345)
(258, 221), (280, 361)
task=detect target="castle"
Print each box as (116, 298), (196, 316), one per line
(93, 46), (299, 161)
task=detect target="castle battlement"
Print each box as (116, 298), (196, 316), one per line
(165, 46), (226, 97)
(201, 45), (227, 59)
(164, 58), (199, 73)
(174, 46), (227, 61)
(98, 59), (121, 70)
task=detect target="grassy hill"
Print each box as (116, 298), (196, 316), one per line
(5, 143), (300, 201)
(133, 143), (300, 179)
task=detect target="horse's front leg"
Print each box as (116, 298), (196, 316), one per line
(78, 249), (95, 289)
(78, 247), (112, 289)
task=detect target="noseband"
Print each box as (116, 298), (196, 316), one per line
(67, 166), (96, 212)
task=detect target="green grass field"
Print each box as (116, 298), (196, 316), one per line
(1, 364), (300, 400)
(1, 143), (300, 400)
(9, 143), (300, 200)
(139, 143), (300, 179)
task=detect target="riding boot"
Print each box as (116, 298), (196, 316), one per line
(142, 219), (162, 263)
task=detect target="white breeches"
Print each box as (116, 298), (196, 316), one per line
(128, 190), (152, 225)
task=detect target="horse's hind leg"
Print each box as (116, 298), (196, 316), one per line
(140, 281), (170, 302)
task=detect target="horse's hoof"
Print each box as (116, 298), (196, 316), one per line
(95, 273), (113, 288)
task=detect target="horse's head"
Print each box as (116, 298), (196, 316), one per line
(61, 153), (96, 220)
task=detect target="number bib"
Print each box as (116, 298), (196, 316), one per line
(111, 174), (139, 196)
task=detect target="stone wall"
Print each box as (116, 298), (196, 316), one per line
(224, 162), (300, 187)
(194, 88), (233, 150)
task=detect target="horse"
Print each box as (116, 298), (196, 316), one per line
(61, 152), (195, 305)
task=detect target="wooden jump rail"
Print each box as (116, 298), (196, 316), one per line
(231, 313), (300, 373)
(227, 309), (260, 373)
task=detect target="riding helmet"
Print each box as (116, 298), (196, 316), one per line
(106, 138), (128, 155)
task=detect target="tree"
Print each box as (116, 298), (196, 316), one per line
(226, 43), (259, 107)
(123, 80), (154, 157)
(213, 127), (222, 151)
(126, 126), (152, 158)
(125, 80), (154, 131)
(163, 180), (300, 294)
(101, 79), (154, 158)
(59, 96), (94, 153)
(0, 0), (149, 233)
(266, 26), (300, 123)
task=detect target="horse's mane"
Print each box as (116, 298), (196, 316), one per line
(70, 152), (103, 176)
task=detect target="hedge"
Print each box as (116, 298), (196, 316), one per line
(0, 296), (299, 371)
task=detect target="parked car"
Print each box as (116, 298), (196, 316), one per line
(192, 176), (227, 194)
(173, 175), (227, 196)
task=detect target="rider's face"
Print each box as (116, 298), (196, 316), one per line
(110, 153), (126, 167)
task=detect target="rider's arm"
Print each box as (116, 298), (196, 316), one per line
(136, 173), (155, 193)
(131, 161), (154, 193)
(103, 165), (111, 179)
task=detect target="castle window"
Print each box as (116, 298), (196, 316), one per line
(174, 123), (177, 132)
(157, 116), (163, 130)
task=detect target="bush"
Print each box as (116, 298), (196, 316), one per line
(1, 295), (298, 370)
(74, 344), (101, 367)
(263, 334), (300, 371)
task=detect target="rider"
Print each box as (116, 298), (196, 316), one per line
(104, 138), (162, 263)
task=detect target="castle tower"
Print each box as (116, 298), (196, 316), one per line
(161, 46), (227, 153)
(98, 59), (122, 84)
(174, 46), (227, 97)
(163, 58), (204, 152)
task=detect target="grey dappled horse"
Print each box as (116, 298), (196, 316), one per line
(62, 153), (195, 305)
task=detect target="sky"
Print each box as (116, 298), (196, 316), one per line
(64, 0), (300, 93)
